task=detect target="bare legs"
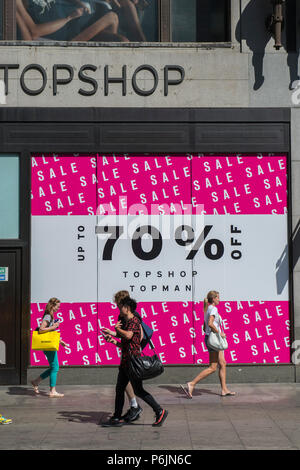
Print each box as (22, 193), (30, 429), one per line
(31, 376), (41, 394)
(125, 382), (136, 403)
(74, 1), (146, 42)
(218, 351), (235, 396)
(186, 351), (235, 397)
(186, 351), (219, 397)
(118, 0), (146, 41)
(72, 12), (122, 41)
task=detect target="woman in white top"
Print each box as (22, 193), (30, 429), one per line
(181, 291), (235, 398)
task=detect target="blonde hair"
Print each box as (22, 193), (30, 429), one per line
(204, 291), (219, 314)
(114, 290), (129, 307)
(44, 297), (60, 320)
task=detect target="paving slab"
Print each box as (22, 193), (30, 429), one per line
(0, 383), (299, 450)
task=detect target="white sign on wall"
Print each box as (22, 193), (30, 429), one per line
(0, 267), (8, 282)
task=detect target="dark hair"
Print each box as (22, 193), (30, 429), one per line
(119, 296), (137, 313)
(114, 290), (129, 306)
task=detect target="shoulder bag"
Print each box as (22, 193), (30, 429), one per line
(207, 320), (228, 352)
(128, 322), (163, 381)
(31, 331), (60, 352)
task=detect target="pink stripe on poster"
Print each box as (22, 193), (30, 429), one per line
(97, 155), (192, 215)
(31, 154), (288, 216)
(191, 155), (287, 215)
(30, 301), (290, 367)
(193, 301), (291, 364)
(31, 154), (97, 216)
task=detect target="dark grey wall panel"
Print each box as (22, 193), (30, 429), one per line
(99, 123), (190, 152)
(2, 124), (97, 149)
(0, 113), (291, 153)
(0, 107), (291, 123)
(194, 123), (290, 152)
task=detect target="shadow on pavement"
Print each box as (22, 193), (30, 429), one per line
(58, 410), (111, 425)
(159, 385), (220, 398)
(7, 386), (49, 397)
(58, 411), (151, 427)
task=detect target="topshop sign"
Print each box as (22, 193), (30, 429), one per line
(0, 64), (185, 97)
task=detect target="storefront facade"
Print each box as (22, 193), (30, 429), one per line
(0, 0), (299, 385)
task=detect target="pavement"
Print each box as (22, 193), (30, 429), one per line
(0, 383), (299, 450)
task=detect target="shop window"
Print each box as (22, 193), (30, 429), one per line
(0, 0), (230, 43)
(0, 155), (19, 239)
(171, 0), (230, 43)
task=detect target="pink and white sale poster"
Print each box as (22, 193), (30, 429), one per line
(30, 154), (290, 367)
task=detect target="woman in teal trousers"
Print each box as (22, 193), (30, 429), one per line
(31, 298), (67, 398)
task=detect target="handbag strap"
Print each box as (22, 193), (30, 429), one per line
(135, 313), (155, 351)
(141, 322), (155, 351)
(219, 316), (225, 335)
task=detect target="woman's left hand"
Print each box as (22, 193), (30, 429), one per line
(115, 321), (122, 331)
(220, 332), (226, 339)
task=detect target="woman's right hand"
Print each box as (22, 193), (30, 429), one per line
(220, 332), (226, 338)
(68, 8), (84, 20)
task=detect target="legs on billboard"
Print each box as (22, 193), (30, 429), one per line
(72, 11), (122, 41)
(16, 0), (129, 42)
(116, 0), (146, 42)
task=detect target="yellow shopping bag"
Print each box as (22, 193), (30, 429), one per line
(31, 331), (60, 352)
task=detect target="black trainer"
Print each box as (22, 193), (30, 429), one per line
(152, 409), (168, 427)
(101, 417), (124, 427)
(122, 405), (143, 423)
(120, 408), (131, 422)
